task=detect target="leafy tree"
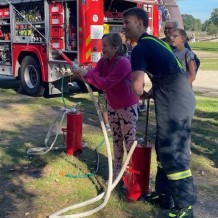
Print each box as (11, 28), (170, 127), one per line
(202, 19), (213, 31)
(206, 22), (218, 36)
(202, 9), (218, 35)
(182, 14), (202, 31)
(210, 8), (218, 28)
(193, 19), (202, 31)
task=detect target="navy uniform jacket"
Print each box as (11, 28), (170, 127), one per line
(131, 33), (182, 79)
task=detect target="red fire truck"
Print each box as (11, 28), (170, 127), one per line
(0, 0), (160, 96)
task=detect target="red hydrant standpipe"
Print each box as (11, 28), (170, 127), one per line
(62, 110), (83, 155)
(123, 144), (152, 201)
(123, 99), (152, 201)
(57, 51), (84, 156)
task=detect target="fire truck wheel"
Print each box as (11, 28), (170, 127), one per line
(76, 80), (98, 92)
(20, 56), (45, 96)
(76, 80), (88, 92)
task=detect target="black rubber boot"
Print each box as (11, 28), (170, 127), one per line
(169, 205), (193, 218)
(143, 192), (174, 209)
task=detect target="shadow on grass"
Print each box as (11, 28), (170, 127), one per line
(0, 128), (47, 217)
(0, 78), (217, 217)
(0, 87), (99, 217)
(0, 90), (132, 217)
(192, 109), (218, 167)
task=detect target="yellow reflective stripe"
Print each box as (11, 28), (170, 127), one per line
(86, 35), (91, 46)
(141, 36), (183, 69)
(86, 48), (91, 60)
(157, 161), (162, 168)
(169, 212), (176, 217)
(169, 206), (192, 217)
(169, 211), (187, 217)
(167, 169), (192, 180)
(169, 211), (186, 217)
(187, 206), (192, 210)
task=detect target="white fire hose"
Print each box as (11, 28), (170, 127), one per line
(49, 80), (138, 218)
(4, 1), (138, 216)
(26, 106), (81, 156)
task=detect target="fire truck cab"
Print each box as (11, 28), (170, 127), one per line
(0, 0), (159, 96)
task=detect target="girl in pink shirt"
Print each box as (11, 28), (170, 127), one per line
(72, 33), (138, 181)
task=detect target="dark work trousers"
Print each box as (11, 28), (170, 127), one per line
(152, 73), (197, 208)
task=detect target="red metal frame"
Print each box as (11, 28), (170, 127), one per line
(79, 0), (104, 66)
(8, 0), (160, 85)
(12, 44), (48, 82)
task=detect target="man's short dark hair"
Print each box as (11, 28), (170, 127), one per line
(123, 7), (149, 28)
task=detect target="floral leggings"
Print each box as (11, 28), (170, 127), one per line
(107, 104), (138, 180)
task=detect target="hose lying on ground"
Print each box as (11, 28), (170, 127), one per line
(49, 79), (138, 218)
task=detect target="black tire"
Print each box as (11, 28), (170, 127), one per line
(20, 56), (45, 96)
(76, 80), (88, 92)
(76, 80), (98, 92)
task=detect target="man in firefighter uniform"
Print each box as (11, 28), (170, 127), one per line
(123, 8), (197, 218)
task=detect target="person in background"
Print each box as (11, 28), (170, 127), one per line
(71, 33), (139, 181)
(119, 30), (133, 58)
(97, 89), (110, 131)
(162, 19), (200, 74)
(137, 83), (147, 113)
(190, 33), (196, 43)
(120, 30), (146, 113)
(123, 7), (196, 218)
(171, 28), (196, 86)
(162, 19), (191, 50)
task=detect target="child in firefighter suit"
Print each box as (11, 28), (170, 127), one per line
(123, 8), (197, 218)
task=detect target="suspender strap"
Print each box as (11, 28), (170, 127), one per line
(141, 36), (183, 69)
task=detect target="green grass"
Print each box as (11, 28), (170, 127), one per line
(192, 96), (218, 166)
(0, 46), (218, 217)
(0, 90), (217, 217)
(199, 58), (218, 71)
(190, 41), (218, 71)
(190, 41), (218, 52)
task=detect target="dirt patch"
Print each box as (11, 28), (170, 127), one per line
(144, 69), (218, 98)
(193, 70), (218, 97)
(194, 50), (218, 58)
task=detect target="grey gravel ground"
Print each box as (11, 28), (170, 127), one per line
(144, 70), (218, 97)
(193, 70), (218, 97)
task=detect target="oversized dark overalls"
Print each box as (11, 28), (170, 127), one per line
(132, 34), (197, 208)
(152, 73), (197, 208)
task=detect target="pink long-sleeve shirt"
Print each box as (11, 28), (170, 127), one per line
(85, 56), (138, 109)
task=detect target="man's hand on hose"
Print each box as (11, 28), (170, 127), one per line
(71, 67), (87, 78)
(140, 89), (153, 100)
